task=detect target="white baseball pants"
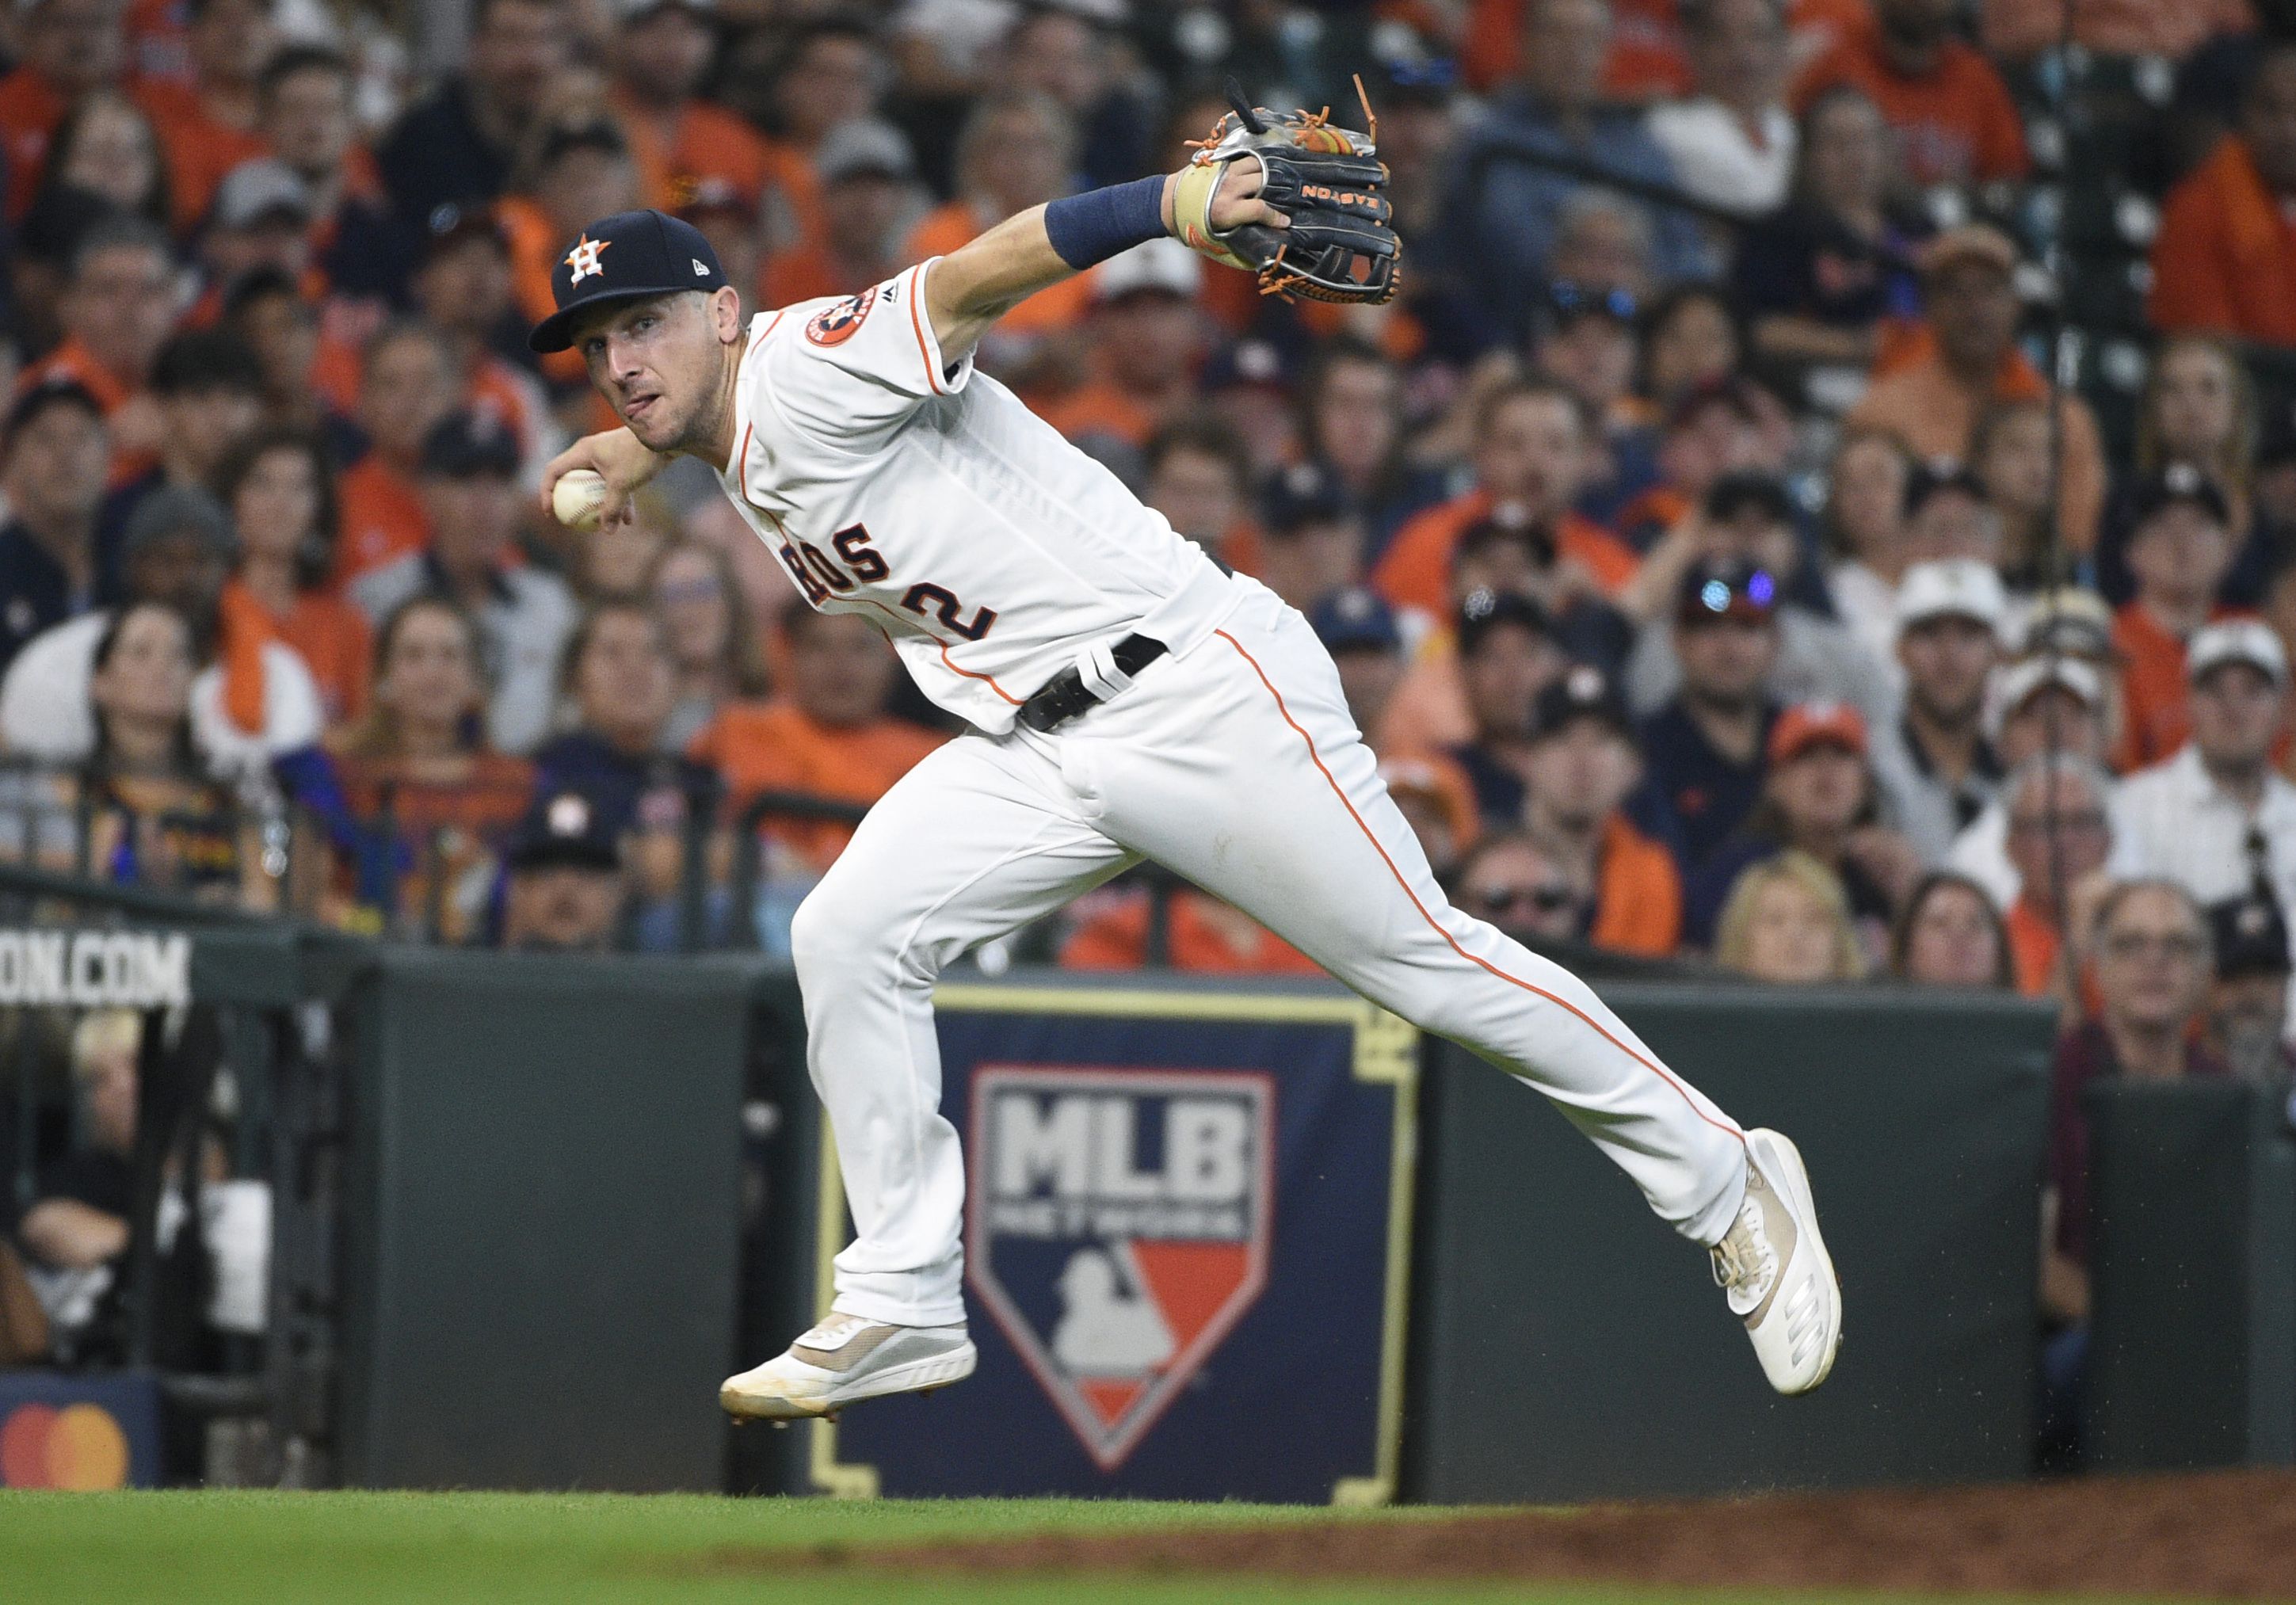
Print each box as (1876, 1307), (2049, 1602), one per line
(791, 579), (1751, 1326)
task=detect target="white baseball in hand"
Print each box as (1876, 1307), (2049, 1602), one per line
(553, 468), (608, 531)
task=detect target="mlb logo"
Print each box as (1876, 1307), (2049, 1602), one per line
(967, 1066), (1274, 1470)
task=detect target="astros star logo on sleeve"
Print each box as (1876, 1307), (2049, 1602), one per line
(563, 234), (612, 284)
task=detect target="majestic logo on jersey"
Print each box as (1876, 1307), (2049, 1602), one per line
(806, 285), (878, 346)
(968, 1066), (1272, 1470)
(563, 234), (611, 284)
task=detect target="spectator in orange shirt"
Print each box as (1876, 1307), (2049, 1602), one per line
(333, 319), (457, 586)
(1141, 421), (1257, 574)
(219, 427), (372, 730)
(687, 609), (944, 872)
(22, 215), (180, 483)
(1059, 880), (1325, 976)
(757, 120), (917, 309)
(2112, 464), (2241, 772)
(1846, 225), (2103, 553)
(1373, 378), (1642, 622)
(608, 0), (772, 216)
(1999, 753), (2116, 999)
(1793, 0), (2028, 187)
(0, 0), (130, 220)
(501, 121), (646, 384)
(135, 0), (273, 234)
(92, 328), (264, 604)
(1039, 239), (1205, 462)
(257, 46), (403, 306)
(1452, 829), (1595, 947)
(2149, 43), (2296, 351)
(409, 207), (557, 486)
(901, 91), (1093, 367)
(1521, 662), (1685, 956)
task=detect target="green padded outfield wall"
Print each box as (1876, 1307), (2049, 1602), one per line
(336, 949), (751, 1492)
(1405, 982), (2055, 1503)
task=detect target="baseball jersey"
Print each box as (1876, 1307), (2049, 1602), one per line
(717, 260), (1239, 733)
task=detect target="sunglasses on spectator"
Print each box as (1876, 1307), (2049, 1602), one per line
(657, 576), (723, 604)
(1466, 882), (1578, 919)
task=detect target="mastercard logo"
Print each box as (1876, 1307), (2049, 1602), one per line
(0, 1402), (131, 1489)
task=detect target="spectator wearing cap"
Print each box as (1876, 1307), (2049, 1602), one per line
(2150, 42), (2296, 350)
(376, 0), (573, 229)
(334, 320), (459, 587)
(1644, 0), (1796, 215)
(410, 209), (561, 490)
(135, 0), (273, 232)
(1255, 463), (1364, 616)
(2094, 337), (2267, 611)
(218, 428), (372, 728)
(299, 594), (533, 942)
(531, 600), (717, 924)
(2206, 889), (2294, 1081)
(1141, 421), (1258, 573)
(901, 92), (1094, 363)
(1845, 226), (2103, 556)
(759, 120), (917, 308)
(500, 789), (627, 951)
(2111, 463), (2241, 772)
(2044, 880), (2225, 1332)
(257, 46), (402, 305)
(0, 381), (109, 672)
(90, 328), (265, 604)
(1, 485), (325, 776)
(1791, 0), (2027, 188)
(2111, 621), (2296, 969)
(1447, 590), (1569, 828)
(1309, 585), (1481, 874)
(687, 610), (944, 874)
(1374, 379), (1641, 623)
(1945, 655), (2111, 910)
(353, 409), (577, 755)
(1624, 470), (1894, 732)
(1296, 338), (1450, 556)
(1521, 663), (1684, 956)
(608, 0), (773, 219)
(1198, 337), (1301, 485)
(21, 215), (181, 485)
(0, 0), (130, 222)
(1868, 559), (2007, 866)
(1735, 86), (1928, 376)
(1688, 700), (1919, 959)
(1640, 555), (1783, 872)
(1040, 240), (1206, 459)
(499, 123), (645, 383)
(1533, 280), (1650, 507)
(1438, 0), (1711, 345)
(199, 159), (322, 308)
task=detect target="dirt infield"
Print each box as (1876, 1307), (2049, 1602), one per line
(864, 1470), (2296, 1599)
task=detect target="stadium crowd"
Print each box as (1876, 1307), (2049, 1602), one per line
(0, 9), (2290, 1022)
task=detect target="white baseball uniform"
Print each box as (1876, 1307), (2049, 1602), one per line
(718, 261), (1751, 1326)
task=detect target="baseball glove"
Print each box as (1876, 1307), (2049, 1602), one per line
(1170, 76), (1400, 306)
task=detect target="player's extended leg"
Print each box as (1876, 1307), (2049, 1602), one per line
(1080, 583), (1841, 1393)
(720, 731), (1136, 1420)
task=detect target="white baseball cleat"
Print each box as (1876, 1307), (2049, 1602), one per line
(719, 1311), (978, 1420)
(1710, 1127), (1842, 1395)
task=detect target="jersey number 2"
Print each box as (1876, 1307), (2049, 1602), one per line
(774, 523), (997, 642)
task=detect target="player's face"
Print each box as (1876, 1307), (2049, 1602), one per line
(579, 290), (734, 454)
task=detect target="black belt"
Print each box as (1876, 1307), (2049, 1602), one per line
(1018, 634), (1169, 732)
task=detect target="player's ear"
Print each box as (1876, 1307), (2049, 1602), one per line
(708, 285), (744, 345)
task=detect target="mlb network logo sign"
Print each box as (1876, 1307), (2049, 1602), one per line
(967, 1066), (1273, 1470)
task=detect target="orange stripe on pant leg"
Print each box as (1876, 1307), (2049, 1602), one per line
(1212, 628), (1746, 1146)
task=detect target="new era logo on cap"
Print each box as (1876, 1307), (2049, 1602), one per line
(692, 258), (709, 276)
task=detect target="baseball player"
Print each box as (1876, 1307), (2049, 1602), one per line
(532, 97), (1841, 1421)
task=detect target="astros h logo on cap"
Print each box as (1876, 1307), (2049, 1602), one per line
(563, 234), (611, 284)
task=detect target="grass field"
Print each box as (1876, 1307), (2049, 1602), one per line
(0, 1489), (2218, 1605)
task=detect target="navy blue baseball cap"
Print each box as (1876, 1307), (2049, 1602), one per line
(528, 208), (731, 354)
(1311, 585), (1402, 654)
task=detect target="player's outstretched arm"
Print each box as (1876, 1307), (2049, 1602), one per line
(539, 425), (671, 529)
(924, 163), (1283, 360)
